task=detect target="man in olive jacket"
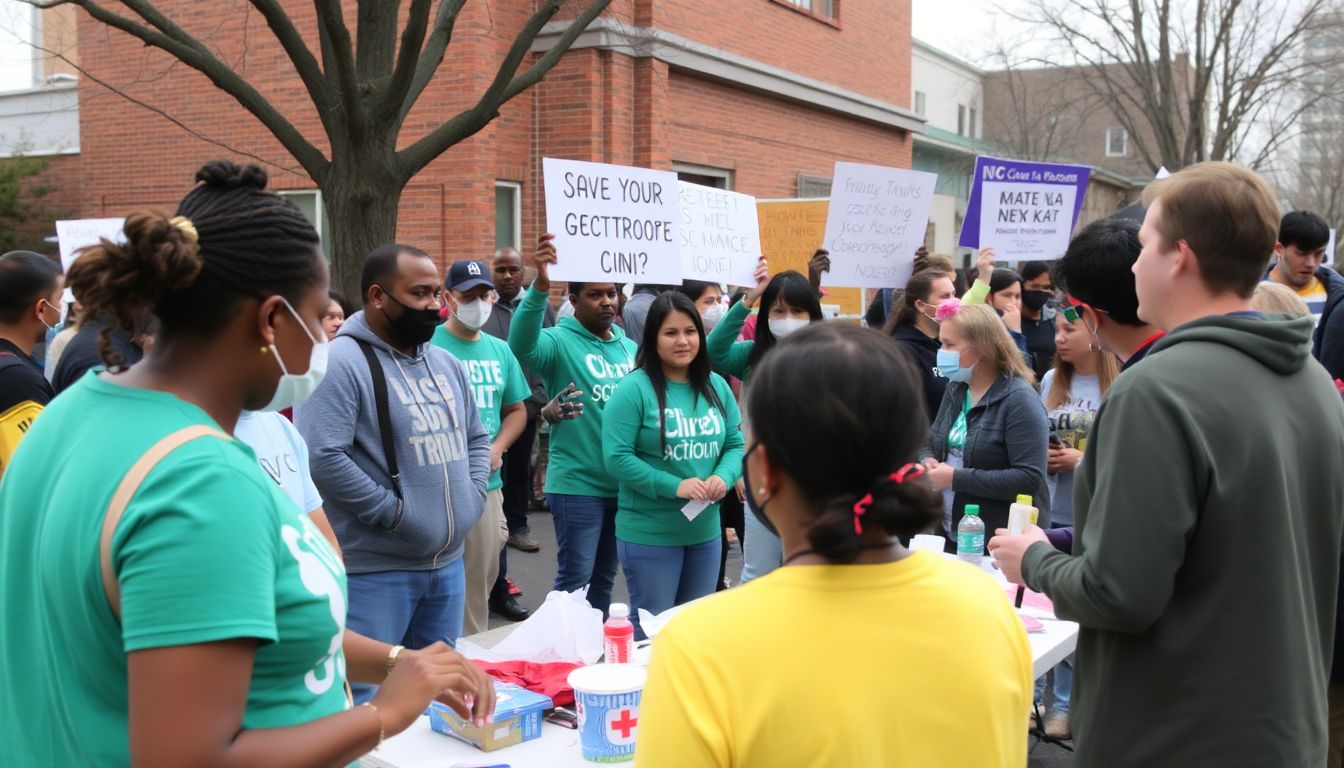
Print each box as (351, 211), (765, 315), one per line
(991, 162), (1344, 766)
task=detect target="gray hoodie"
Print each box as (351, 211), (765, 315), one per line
(296, 311), (491, 574)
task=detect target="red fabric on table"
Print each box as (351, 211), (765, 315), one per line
(473, 660), (582, 707)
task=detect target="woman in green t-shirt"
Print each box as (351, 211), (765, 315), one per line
(604, 292), (745, 638)
(0, 161), (493, 767)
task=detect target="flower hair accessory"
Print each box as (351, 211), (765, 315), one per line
(934, 298), (962, 323)
(852, 462), (928, 535)
(170, 215), (198, 244)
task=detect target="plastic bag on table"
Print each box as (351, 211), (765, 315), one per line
(457, 588), (603, 665)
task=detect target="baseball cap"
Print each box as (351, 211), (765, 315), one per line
(449, 259), (494, 292)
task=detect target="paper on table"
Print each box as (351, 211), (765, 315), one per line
(456, 588), (604, 665)
(910, 534), (946, 554)
(681, 499), (711, 522)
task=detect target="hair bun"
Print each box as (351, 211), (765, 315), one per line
(194, 160), (268, 192)
(119, 211), (204, 300)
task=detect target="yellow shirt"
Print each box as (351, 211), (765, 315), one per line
(635, 551), (1032, 767)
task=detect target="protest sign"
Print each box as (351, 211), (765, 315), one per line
(756, 199), (863, 316)
(1328, 228), (1337, 265)
(55, 217), (125, 304)
(819, 162), (937, 289)
(543, 158), (681, 284)
(678, 182), (760, 285)
(958, 156), (1090, 261)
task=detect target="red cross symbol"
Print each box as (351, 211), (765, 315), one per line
(610, 709), (638, 739)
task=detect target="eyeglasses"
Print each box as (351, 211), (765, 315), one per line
(1061, 298), (1109, 325)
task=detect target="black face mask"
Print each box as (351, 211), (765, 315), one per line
(741, 442), (779, 536)
(378, 286), (441, 347)
(1023, 290), (1052, 312)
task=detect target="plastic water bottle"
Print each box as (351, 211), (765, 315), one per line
(603, 603), (634, 663)
(957, 504), (985, 562)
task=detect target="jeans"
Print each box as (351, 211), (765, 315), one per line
(617, 537), (720, 639)
(740, 500), (782, 584)
(345, 557), (467, 702)
(1034, 655), (1072, 714)
(547, 493), (619, 615)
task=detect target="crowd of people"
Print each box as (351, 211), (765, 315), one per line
(1, 158), (1343, 767)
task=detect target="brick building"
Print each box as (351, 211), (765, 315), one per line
(72, 1), (923, 284)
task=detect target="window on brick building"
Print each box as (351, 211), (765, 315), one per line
(775, 0), (836, 20)
(1106, 127), (1128, 157)
(495, 181), (521, 250)
(674, 163), (734, 190)
(914, 91), (926, 116)
(278, 190), (331, 254)
(797, 174), (832, 198)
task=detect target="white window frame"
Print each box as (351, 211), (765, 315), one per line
(495, 180), (522, 251)
(673, 162), (734, 190)
(797, 174), (832, 198)
(914, 91), (926, 116)
(779, 0), (836, 19)
(1106, 127), (1128, 157)
(957, 104), (967, 136)
(277, 189), (328, 249)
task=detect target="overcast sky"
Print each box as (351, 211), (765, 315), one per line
(0, 0), (34, 92)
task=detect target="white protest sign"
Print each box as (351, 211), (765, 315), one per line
(55, 217), (125, 304)
(820, 162), (937, 289)
(1328, 228), (1337, 266)
(678, 182), (760, 285)
(960, 157), (1090, 261)
(543, 158), (681, 284)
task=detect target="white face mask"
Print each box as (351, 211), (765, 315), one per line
(768, 316), (809, 339)
(261, 298), (328, 412)
(701, 302), (727, 330)
(454, 298), (493, 331)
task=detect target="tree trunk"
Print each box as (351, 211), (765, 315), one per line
(320, 149), (406, 302)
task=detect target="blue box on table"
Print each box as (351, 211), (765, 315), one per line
(428, 681), (553, 752)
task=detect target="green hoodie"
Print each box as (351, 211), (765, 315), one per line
(1022, 313), (1344, 767)
(705, 299), (756, 382)
(508, 285), (637, 497)
(602, 369), (745, 546)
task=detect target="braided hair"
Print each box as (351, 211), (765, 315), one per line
(66, 161), (322, 368)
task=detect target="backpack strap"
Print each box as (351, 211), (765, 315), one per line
(354, 339), (403, 500)
(100, 424), (230, 621)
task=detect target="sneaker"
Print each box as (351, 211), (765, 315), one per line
(1044, 711), (1071, 739)
(507, 578), (523, 597)
(508, 532), (541, 552)
(489, 595), (531, 622)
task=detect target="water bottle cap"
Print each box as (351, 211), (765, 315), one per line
(1015, 494), (1033, 505)
(609, 603), (629, 618)
(965, 504), (980, 516)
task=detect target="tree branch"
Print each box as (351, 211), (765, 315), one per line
(399, 0), (612, 178)
(379, 0), (434, 122)
(396, 0), (471, 125)
(27, 0), (328, 177)
(248, 0), (334, 134)
(314, 0), (366, 140)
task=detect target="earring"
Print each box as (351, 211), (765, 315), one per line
(261, 346), (268, 353)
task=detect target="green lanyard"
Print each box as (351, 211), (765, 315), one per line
(947, 390), (972, 452)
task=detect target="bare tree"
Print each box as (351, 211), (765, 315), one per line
(23, 0), (613, 294)
(981, 45), (1106, 162)
(1015, 0), (1344, 172)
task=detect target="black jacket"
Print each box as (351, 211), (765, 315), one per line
(51, 317), (142, 395)
(921, 374), (1051, 541)
(890, 322), (944, 420)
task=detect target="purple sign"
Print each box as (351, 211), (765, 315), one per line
(958, 156), (1091, 261)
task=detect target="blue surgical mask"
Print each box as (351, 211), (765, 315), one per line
(935, 349), (974, 383)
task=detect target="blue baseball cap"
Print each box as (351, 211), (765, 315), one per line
(449, 259), (494, 292)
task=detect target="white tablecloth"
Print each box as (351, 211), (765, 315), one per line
(363, 573), (1078, 768)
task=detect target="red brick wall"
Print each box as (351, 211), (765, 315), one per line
(73, 0), (913, 298)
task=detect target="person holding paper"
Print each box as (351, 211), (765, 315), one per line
(921, 303), (1050, 545)
(636, 322), (1030, 768)
(706, 260), (823, 583)
(962, 249), (1031, 363)
(508, 234), (637, 616)
(603, 292), (743, 638)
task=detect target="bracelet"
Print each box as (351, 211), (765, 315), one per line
(360, 701), (385, 747)
(386, 644), (404, 674)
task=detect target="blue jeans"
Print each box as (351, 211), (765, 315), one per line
(617, 537), (720, 640)
(345, 558), (466, 703)
(1034, 655), (1072, 714)
(740, 500), (782, 584)
(547, 493), (619, 616)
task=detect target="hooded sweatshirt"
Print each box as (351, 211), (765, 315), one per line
(296, 311), (491, 575)
(890, 321), (945, 419)
(1022, 313), (1344, 767)
(508, 285), (637, 498)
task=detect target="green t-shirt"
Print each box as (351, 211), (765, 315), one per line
(602, 370), (745, 546)
(705, 299), (756, 383)
(431, 325), (530, 491)
(508, 284), (638, 497)
(0, 373), (349, 765)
